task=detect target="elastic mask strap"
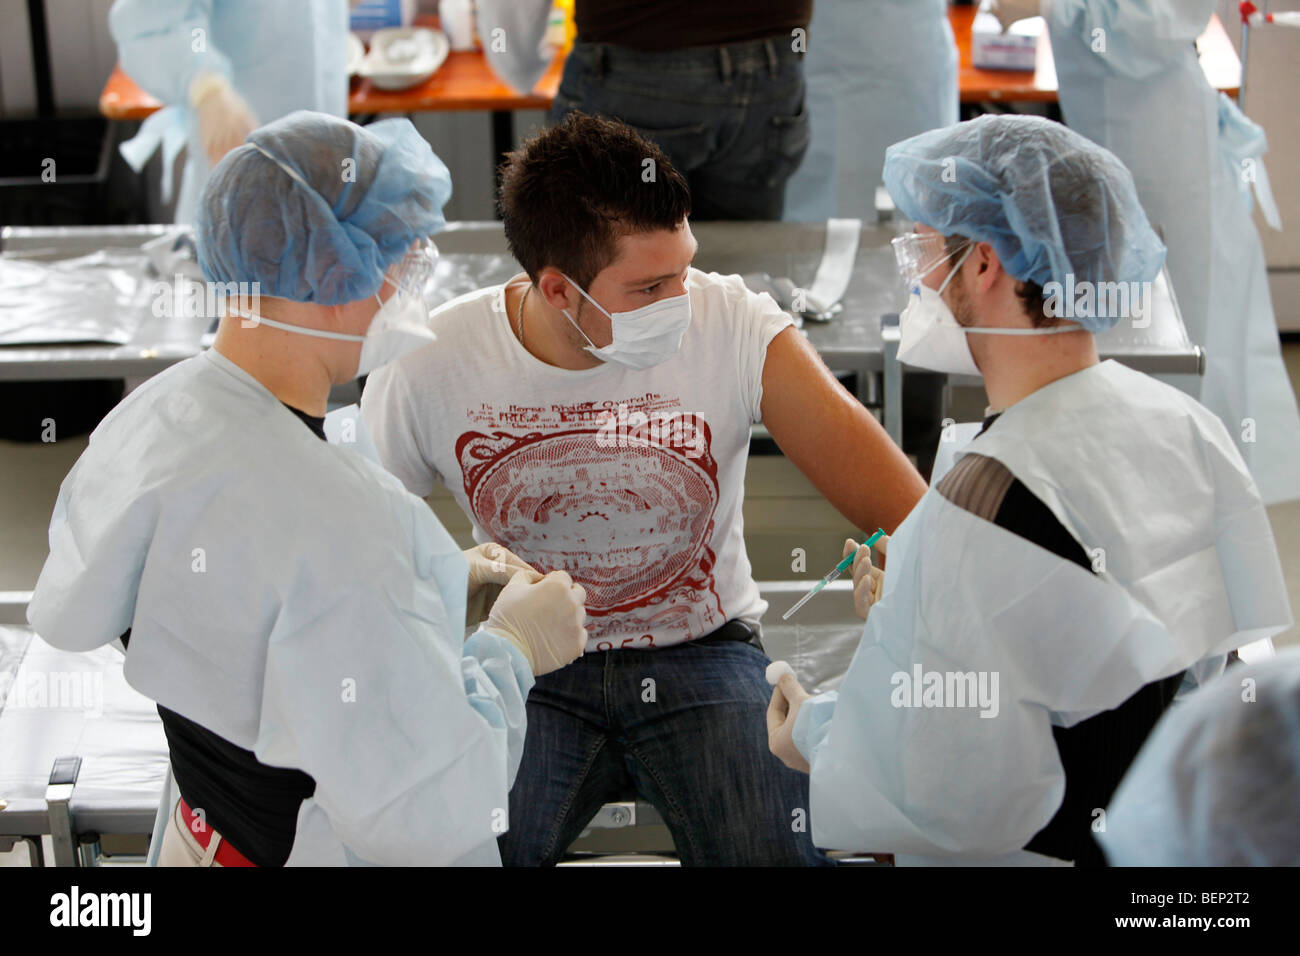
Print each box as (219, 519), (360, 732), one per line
(562, 308), (600, 350)
(923, 246), (1085, 335)
(226, 306), (365, 342)
(557, 274), (605, 350)
(560, 273), (613, 320)
(934, 244), (973, 296)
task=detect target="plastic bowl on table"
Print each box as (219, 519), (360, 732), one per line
(362, 27), (449, 90)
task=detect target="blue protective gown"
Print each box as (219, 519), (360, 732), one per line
(1047, 0), (1300, 504)
(784, 0), (958, 221)
(28, 348), (533, 865)
(110, 0), (349, 223)
(794, 361), (1292, 864)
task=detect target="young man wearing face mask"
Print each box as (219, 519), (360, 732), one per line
(28, 112), (590, 867)
(766, 115), (1293, 866)
(361, 112), (927, 865)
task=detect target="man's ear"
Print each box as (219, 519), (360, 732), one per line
(972, 242), (1003, 295)
(536, 269), (576, 313)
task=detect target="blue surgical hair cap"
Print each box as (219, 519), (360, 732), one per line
(883, 114), (1166, 332)
(197, 110), (451, 306)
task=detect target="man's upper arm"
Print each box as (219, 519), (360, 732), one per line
(760, 328), (926, 533)
(361, 364), (439, 498)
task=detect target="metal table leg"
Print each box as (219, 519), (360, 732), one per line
(45, 755), (81, 867)
(24, 835), (45, 867)
(491, 110), (515, 216)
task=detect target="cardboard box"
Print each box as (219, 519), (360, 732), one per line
(350, 0), (417, 40)
(971, 3), (1042, 72)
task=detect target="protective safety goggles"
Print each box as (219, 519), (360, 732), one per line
(891, 232), (972, 291)
(381, 237), (440, 309)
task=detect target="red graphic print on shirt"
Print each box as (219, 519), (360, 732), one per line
(456, 396), (725, 648)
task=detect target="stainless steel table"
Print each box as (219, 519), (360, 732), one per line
(1, 223), (1204, 445)
(0, 613), (168, 867)
(428, 220), (899, 407)
(0, 225), (196, 382)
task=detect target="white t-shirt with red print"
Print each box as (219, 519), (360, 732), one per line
(361, 268), (793, 652)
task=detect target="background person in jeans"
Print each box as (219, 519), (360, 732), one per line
(362, 114), (926, 864)
(547, 1), (811, 220)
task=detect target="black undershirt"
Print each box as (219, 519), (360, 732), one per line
(969, 415), (1184, 866)
(122, 402), (324, 866)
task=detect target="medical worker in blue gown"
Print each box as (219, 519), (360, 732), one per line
(1047, 0), (1300, 504)
(28, 112), (589, 867)
(766, 115), (1293, 866)
(784, 0), (957, 222)
(109, 0), (350, 223)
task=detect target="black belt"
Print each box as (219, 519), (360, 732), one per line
(690, 619), (764, 651)
(579, 36), (797, 82)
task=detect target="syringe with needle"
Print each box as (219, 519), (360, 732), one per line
(781, 528), (886, 621)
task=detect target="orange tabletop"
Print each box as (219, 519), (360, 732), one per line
(953, 6), (1241, 103)
(100, 49), (564, 121)
(99, 64), (163, 121)
(350, 49), (564, 113)
(100, 9), (1242, 121)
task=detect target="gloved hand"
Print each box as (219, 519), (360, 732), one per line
(767, 671), (812, 774)
(994, 0), (1041, 33)
(482, 570), (588, 676)
(464, 542), (537, 603)
(463, 542), (538, 627)
(190, 73), (258, 167)
(844, 535), (887, 621)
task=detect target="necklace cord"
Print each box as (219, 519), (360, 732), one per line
(515, 284), (531, 347)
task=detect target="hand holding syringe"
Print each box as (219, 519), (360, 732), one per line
(782, 528), (886, 620)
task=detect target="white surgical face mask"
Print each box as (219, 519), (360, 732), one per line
(897, 244), (1083, 377)
(228, 284), (434, 379)
(354, 286), (436, 376)
(559, 274), (692, 370)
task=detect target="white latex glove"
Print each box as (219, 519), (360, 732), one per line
(844, 535), (886, 621)
(464, 542), (537, 604)
(766, 672), (812, 774)
(994, 0), (1041, 32)
(191, 73), (257, 167)
(483, 570), (588, 676)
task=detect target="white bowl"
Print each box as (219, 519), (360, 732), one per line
(363, 27), (449, 90)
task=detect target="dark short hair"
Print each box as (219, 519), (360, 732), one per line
(498, 112), (692, 289)
(945, 234), (1057, 329)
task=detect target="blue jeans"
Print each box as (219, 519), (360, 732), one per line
(550, 37), (809, 220)
(499, 637), (833, 866)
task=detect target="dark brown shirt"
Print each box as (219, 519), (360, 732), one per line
(575, 0), (812, 50)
